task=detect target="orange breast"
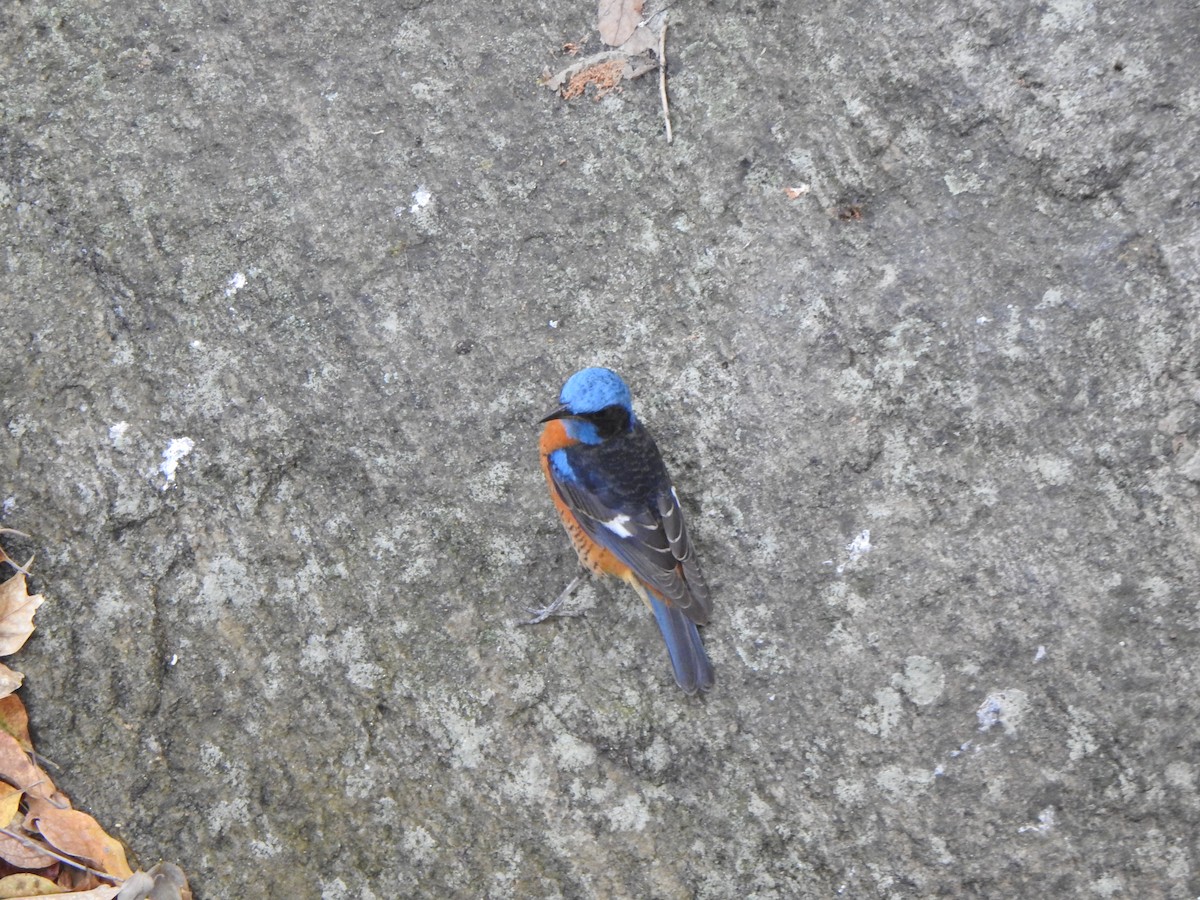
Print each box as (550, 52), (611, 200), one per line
(539, 420), (630, 579)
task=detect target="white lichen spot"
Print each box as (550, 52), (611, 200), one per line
(300, 628), (383, 690)
(552, 733), (597, 771)
(977, 689), (1029, 734)
(1036, 287), (1066, 309)
(891, 656), (945, 706)
(249, 834), (283, 858)
(826, 621), (864, 655)
(748, 792), (774, 820)
(729, 606), (780, 672)
(1034, 455), (1072, 486)
(836, 529), (872, 574)
(1018, 807), (1057, 834)
(159, 437), (195, 490)
(752, 529), (781, 565)
(108, 421), (130, 447)
(500, 755), (552, 805)
(639, 736), (671, 775)
(1067, 707), (1099, 760)
(874, 764), (934, 795)
(468, 462), (513, 504)
(440, 709), (492, 770)
(486, 534), (527, 568)
(224, 271), (247, 298)
(944, 172), (982, 195)
(402, 826), (437, 864)
(1164, 760), (1196, 792)
(410, 186), (432, 214)
(857, 686), (903, 737)
(834, 778), (865, 805)
(207, 796), (250, 838)
(1090, 874), (1125, 898)
(604, 794), (650, 832)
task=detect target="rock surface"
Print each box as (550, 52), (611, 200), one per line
(2, 0), (1198, 896)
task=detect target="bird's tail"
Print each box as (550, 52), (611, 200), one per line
(647, 594), (715, 695)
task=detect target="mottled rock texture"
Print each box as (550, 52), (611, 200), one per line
(2, 0), (1198, 896)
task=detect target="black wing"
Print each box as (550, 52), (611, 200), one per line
(549, 423), (710, 623)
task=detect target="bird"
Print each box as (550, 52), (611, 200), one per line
(535, 366), (714, 694)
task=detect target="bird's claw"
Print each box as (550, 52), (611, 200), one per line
(521, 574), (585, 625)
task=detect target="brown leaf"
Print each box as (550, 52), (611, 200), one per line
(114, 863), (191, 900)
(48, 867), (102, 895)
(0, 830), (57, 871)
(29, 809), (132, 881)
(0, 573), (43, 658)
(0, 731), (56, 805)
(0, 785), (23, 828)
(0, 872), (67, 897)
(614, 9), (664, 55)
(9, 887), (119, 900)
(0, 666), (23, 703)
(0, 697), (32, 752)
(598, 0), (643, 47)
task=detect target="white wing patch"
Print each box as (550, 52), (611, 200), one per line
(602, 513), (636, 538)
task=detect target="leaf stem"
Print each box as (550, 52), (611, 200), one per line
(0, 826), (124, 884)
(659, 16), (672, 143)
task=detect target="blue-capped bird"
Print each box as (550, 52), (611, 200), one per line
(536, 367), (714, 694)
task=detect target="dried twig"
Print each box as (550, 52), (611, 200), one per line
(658, 16), (672, 143)
(0, 826), (123, 884)
(0, 530), (34, 577)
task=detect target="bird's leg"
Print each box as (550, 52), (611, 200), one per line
(523, 573), (588, 625)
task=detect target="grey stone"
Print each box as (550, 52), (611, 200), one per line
(2, 0), (1198, 896)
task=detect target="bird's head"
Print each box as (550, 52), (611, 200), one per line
(540, 367), (635, 444)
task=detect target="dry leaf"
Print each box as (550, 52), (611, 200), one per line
(46, 868), (103, 896)
(543, 48), (661, 99)
(0, 873), (67, 897)
(0, 536), (189, 895)
(598, 0), (643, 46)
(0, 830), (57, 871)
(0, 872), (67, 896)
(0, 573), (43, 658)
(0, 665), (23, 702)
(0, 731), (55, 804)
(544, 8), (664, 106)
(0, 785), (23, 828)
(8, 888), (119, 900)
(542, 50), (625, 93)
(614, 9), (664, 55)
(30, 809), (132, 881)
(0, 696), (32, 752)
(115, 864), (190, 900)
(111, 874), (152, 900)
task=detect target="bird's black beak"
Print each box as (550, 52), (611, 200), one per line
(538, 405), (571, 424)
